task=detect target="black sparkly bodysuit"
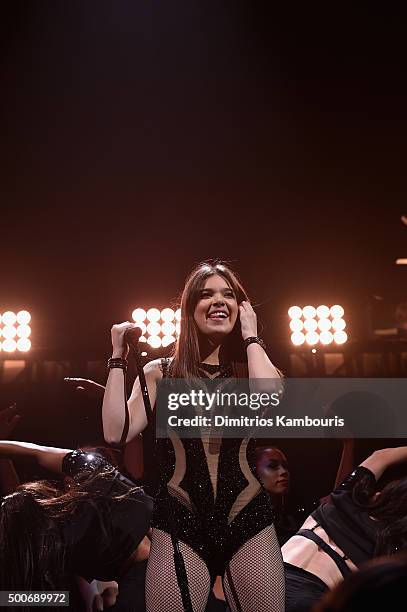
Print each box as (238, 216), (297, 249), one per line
(151, 359), (275, 580)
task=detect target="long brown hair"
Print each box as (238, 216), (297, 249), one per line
(170, 261), (248, 378)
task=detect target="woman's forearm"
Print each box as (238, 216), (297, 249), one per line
(102, 368), (129, 444)
(246, 343), (282, 379)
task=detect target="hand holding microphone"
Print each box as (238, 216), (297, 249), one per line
(111, 322), (143, 359)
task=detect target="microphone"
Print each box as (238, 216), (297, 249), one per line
(124, 326), (143, 346)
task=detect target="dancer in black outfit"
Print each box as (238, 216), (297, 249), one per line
(102, 261), (285, 612)
(282, 445), (407, 612)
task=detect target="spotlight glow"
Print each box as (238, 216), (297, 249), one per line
(291, 331), (306, 346)
(16, 338), (31, 352)
(175, 308), (181, 322)
(16, 310), (31, 325)
(161, 308), (175, 322)
(147, 322), (161, 336)
(3, 326), (17, 339)
(334, 331), (348, 345)
(139, 336), (147, 343)
(316, 305), (330, 319)
(161, 335), (175, 347)
(2, 311), (16, 326)
(302, 306), (317, 319)
(146, 308), (161, 323)
(132, 308), (147, 323)
(16, 325), (31, 338)
(175, 322), (181, 336)
(290, 319), (304, 332)
(330, 305), (344, 319)
(305, 331), (319, 345)
(288, 306), (302, 319)
(161, 321), (176, 336)
(2, 338), (17, 352)
(331, 318), (346, 332)
(147, 335), (162, 348)
(320, 331), (334, 345)
(303, 319), (318, 332)
(318, 318), (332, 332)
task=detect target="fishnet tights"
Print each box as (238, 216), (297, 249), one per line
(223, 525), (285, 612)
(145, 525), (285, 612)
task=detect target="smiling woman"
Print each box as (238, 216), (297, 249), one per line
(102, 260), (284, 612)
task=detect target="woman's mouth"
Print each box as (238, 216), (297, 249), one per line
(207, 311), (229, 321)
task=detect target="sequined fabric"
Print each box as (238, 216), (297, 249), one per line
(152, 359), (275, 579)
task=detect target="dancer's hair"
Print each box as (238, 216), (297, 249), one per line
(170, 261), (248, 378)
(351, 471), (407, 555)
(0, 466), (139, 592)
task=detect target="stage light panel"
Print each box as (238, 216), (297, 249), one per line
(175, 322), (181, 336)
(289, 304), (347, 346)
(162, 335), (175, 347)
(175, 308), (181, 322)
(0, 310), (32, 354)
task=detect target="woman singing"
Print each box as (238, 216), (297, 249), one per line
(102, 261), (284, 612)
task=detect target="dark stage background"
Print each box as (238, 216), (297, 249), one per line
(1, 2), (407, 500)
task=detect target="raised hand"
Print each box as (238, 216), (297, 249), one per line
(111, 321), (141, 359)
(239, 301), (258, 340)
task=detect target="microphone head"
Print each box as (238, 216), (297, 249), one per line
(124, 326), (143, 345)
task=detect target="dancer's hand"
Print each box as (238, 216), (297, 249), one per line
(111, 321), (140, 359)
(239, 301), (258, 340)
(0, 404), (21, 439)
(64, 378), (105, 400)
(92, 582), (118, 611)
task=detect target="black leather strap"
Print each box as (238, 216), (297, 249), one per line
(297, 528), (351, 578)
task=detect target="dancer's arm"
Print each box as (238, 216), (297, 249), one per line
(0, 441), (72, 473)
(360, 446), (407, 480)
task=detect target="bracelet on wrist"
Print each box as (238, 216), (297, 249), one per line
(243, 336), (267, 352)
(107, 357), (128, 371)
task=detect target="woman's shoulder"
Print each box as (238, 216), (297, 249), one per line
(144, 357), (173, 379)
